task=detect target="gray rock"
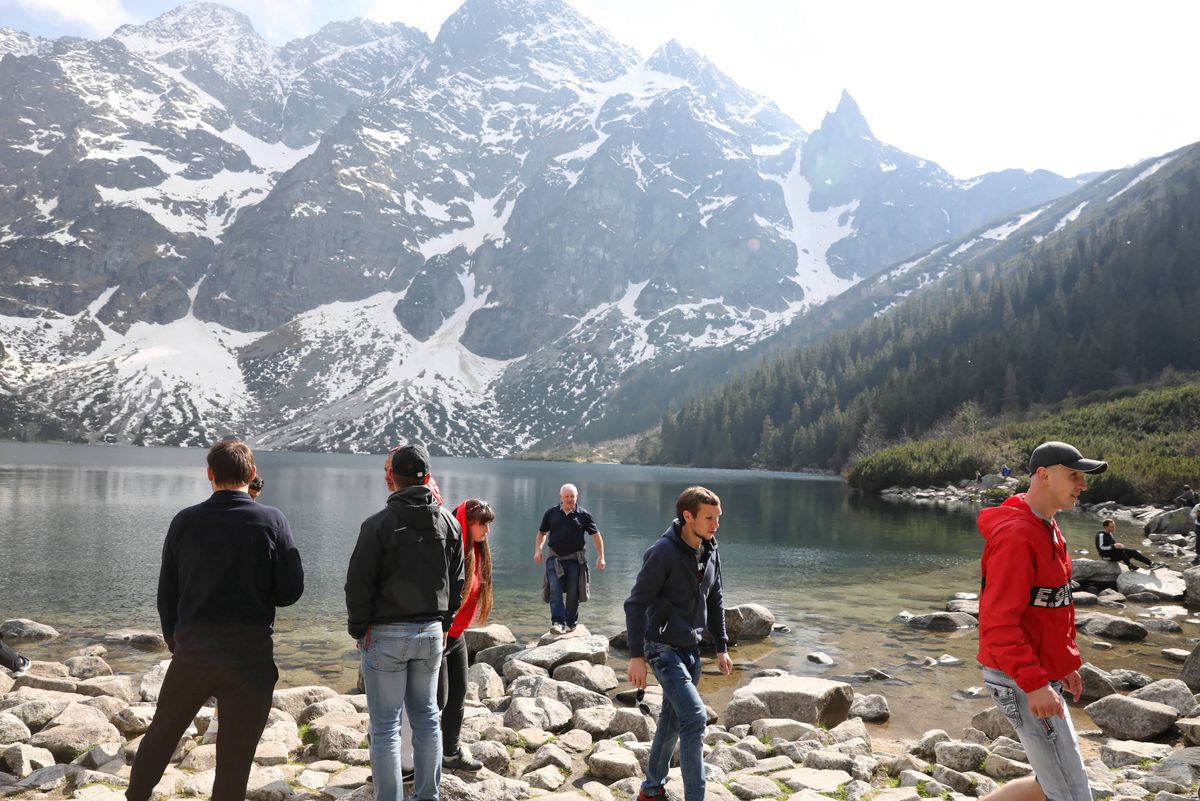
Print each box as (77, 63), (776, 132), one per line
(503, 659), (549, 684)
(467, 739), (511, 774)
(1131, 679), (1199, 715)
(933, 741), (988, 774)
(1086, 695), (1179, 740)
(1078, 613), (1149, 641)
(807, 652), (834, 665)
(1100, 740), (1174, 769)
(848, 693), (890, 723)
(462, 624), (517, 657)
(1145, 508), (1193, 536)
(906, 612), (978, 630)
(0, 619), (60, 641)
(509, 675), (611, 713)
(526, 742), (573, 773)
(1072, 559), (1123, 588)
(317, 723), (363, 760)
(749, 718), (817, 740)
(724, 604), (775, 641)
(3, 699), (70, 734)
(102, 629), (167, 650)
(570, 706), (654, 741)
(507, 635), (610, 672)
(30, 721), (122, 761)
(2, 743), (56, 778)
(271, 686), (339, 720)
(803, 749), (855, 772)
(969, 707), (1016, 741)
(946, 599), (980, 616)
(63, 657), (112, 680)
(1111, 669), (1154, 689)
(706, 742), (758, 772)
(503, 697), (572, 732)
(1176, 717), (1200, 746)
(1117, 569), (1186, 600)
(1079, 663), (1119, 702)
(586, 747), (640, 781)
(1178, 643), (1200, 691)
(138, 660), (171, 703)
(16, 763), (71, 792)
(930, 765), (973, 794)
(523, 764), (565, 791)
(908, 729), (951, 760)
(474, 643), (526, 671)
(0, 711), (32, 744)
(729, 774), (783, 799)
(981, 753), (1032, 779)
(552, 660), (619, 693)
(724, 676), (853, 729)
(467, 662), (506, 700)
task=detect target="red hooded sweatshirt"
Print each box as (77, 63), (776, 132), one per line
(448, 501), (483, 639)
(977, 494), (1081, 692)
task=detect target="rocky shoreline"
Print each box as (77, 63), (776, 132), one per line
(7, 583), (1200, 801)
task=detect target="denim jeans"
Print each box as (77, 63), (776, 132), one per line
(361, 622), (444, 801)
(982, 667), (1091, 801)
(642, 642), (706, 801)
(546, 557), (581, 626)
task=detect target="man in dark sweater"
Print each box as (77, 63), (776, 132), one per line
(127, 439), (304, 801)
(625, 486), (732, 801)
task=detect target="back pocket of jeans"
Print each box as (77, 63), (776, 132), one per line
(984, 680), (1023, 727)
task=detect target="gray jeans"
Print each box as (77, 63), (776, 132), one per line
(982, 667), (1092, 801)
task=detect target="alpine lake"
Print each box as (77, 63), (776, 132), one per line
(0, 442), (1186, 738)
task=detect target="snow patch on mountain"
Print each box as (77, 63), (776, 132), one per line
(1108, 156), (1174, 202)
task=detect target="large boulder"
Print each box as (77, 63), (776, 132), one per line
(509, 675), (611, 713)
(570, 706), (654, 741)
(724, 676), (853, 729)
(723, 604), (775, 641)
(474, 643), (525, 671)
(1100, 740), (1174, 769)
(1117, 569), (1186, 600)
(64, 657), (113, 681)
(586, 747), (640, 781)
(503, 697), (572, 732)
(0, 712), (32, 744)
(103, 630), (168, 650)
(507, 635), (609, 672)
(1078, 664), (1118, 702)
(467, 663), (506, 700)
(848, 694), (890, 723)
(1131, 679), (1199, 716)
(552, 660), (618, 693)
(0, 619), (59, 642)
(1085, 695), (1179, 740)
(271, 686), (338, 720)
(1180, 642), (1200, 691)
(1077, 613), (1148, 641)
(1071, 559), (1122, 588)
(31, 721), (122, 761)
(1145, 507), (1193, 535)
(1184, 567), (1200, 601)
(462, 625), (516, 658)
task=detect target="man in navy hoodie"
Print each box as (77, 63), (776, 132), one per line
(127, 439), (304, 801)
(977, 441), (1104, 801)
(625, 486), (732, 801)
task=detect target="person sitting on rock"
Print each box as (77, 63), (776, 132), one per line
(1175, 484), (1199, 507)
(1095, 518), (1159, 569)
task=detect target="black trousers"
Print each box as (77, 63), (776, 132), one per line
(0, 636), (23, 672)
(1102, 548), (1153, 568)
(126, 656), (277, 801)
(439, 634), (469, 755)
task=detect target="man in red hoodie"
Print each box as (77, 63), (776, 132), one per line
(977, 441), (1106, 801)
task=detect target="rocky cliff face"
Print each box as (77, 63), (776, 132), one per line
(0, 0), (1085, 452)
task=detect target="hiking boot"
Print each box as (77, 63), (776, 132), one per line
(637, 785), (666, 801)
(443, 747), (483, 771)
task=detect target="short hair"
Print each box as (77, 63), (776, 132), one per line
(676, 486), (721, 521)
(208, 439), (255, 486)
(464, 499), (495, 523)
(560, 483), (578, 496)
(1102, 518), (1115, 527)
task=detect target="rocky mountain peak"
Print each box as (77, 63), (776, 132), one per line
(819, 89), (875, 142)
(0, 27), (53, 58)
(646, 38), (714, 78)
(113, 1), (262, 55)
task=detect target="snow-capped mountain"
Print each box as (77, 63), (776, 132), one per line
(0, 0), (1084, 453)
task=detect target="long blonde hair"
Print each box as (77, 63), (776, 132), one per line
(462, 499), (494, 624)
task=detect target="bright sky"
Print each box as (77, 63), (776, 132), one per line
(2, 0), (1196, 179)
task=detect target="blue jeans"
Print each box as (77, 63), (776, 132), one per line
(642, 642), (706, 801)
(361, 622), (443, 801)
(982, 667), (1091, 801)
(546, 557), (581, 626)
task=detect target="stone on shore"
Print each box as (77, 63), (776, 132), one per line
(0, 619), (60, 642)
(723, 604), (775, 641)
(1101, 740), (1174, 768)
(848, 694), (890, 723)
(463, 624), (517, 656)
(1085, 695), (1179, 740)
(1130, 679), (1199, 715)
(1077, 613), (1149, 641)
(475, 643), (526, 671)
(933, 741), (988, 774)
(969, 707), (1016, 741)
(504, 697), (572, 732)
(102, 629), (168, 650)
(509, 675), (611, 713)
(905, 612), (977, 630)
(1078, 663), (1119, 702)
(586, 747), (640, 781)
(1117, 569), (1186, 600)
(1071, 559), (1123, 587)
(1145, 507), (1193, 535)
(507, 635), (610, 672)
(725, 676), (853, 729)
(468, 662), (506, 700)
(271, 686), (339, 720)
(570, 706), (653, 741)
(552, 660), (618, 693)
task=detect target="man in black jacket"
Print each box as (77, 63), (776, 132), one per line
(345, 444), (464, 801)
(127, 439), (304, 801)
(625, 486), (733, 801)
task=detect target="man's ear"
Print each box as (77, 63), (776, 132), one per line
(206, 466), (215, 482)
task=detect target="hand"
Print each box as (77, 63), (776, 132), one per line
(1026, 684), (1064, 718)
(1114, 543), (1126, 550)
(1060, 670), (1082, 702)
(717, 652), (733, 675)
(596, 556), (606, 571)
(443, 632), (449, 649)
(534, 550), (544, 564)
(628, 657), (647, 689)
(355, 639), (363, 652)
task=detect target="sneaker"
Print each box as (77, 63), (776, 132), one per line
(443, 747), (483, 771)
(566, 624), (578, 632)
(551, 623), (566, 634)
(10, 656), (30, 678)
(637, 785), (666, 801)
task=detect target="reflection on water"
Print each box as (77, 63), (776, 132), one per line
(0, 442), (1185, 738)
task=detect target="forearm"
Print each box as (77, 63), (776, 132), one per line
(534, 531), (547, 557)
(592, 531), (605, 560)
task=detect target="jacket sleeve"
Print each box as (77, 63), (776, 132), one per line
(443, 511), (465, 632)
(624, 543), (669, 658)
(706, 548), (729, 653)
(156, 517), (181, 652)
(1096, 530), (1114, 554)
(271, 514), (305, 607)
(345, 518), (382, 640)
(979, 530), (1048, 692)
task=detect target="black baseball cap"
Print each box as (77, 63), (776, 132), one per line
(1027, 441), (1108, 475)
(390, 444), (431, 480)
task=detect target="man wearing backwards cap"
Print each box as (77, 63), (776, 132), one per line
(976, 441), (1107, 801)
(345, 444), (464, 801)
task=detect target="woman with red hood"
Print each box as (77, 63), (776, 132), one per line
(439, 498), (495, 771)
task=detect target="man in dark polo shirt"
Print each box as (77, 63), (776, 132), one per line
(533, 483), (605, 633)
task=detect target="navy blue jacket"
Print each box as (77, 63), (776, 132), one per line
(624, 521), (728, 658)
(158, 490), (304, 661)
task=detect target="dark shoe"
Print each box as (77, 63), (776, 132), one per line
(638, 786), (666, 801)
(402, 767), (414, 783)
(10, 656), (30, 678)
(443, 748), (483, 771)
(566, 623), (578, 632)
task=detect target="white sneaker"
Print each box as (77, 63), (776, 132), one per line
(551, 623), (566, 634)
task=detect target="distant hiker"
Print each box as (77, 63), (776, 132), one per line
(248, 475), (264, 500)
(438, 498), (496, 772)
(1001, 464), (1012, 478)
(534, 483), (605, 634)
(975, 469), (983, 485)
(1095, 518), (1159, 569)
(1192, 502), (1200, 566)
(345, 444), (463, 801)
(126, 439), (304, 801)
(1175, 484), (1199, 507)
(976, 441), (1106, 801)
(625, 486), (732, 801)
(0, 634), (30, 677)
